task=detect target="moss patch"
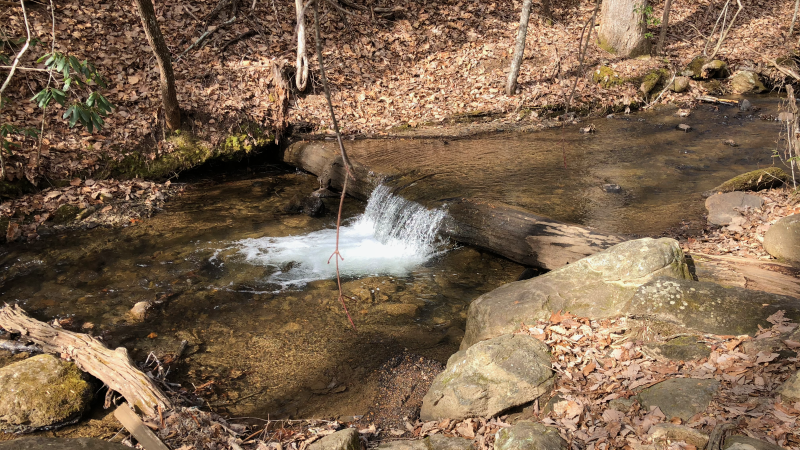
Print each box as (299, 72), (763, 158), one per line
(640, 68), (670, 96)
(685, 56), (707, 79)
(593, 66), (623, 88)
(53, 204), (81, 224)
(710, 167), (789, 194)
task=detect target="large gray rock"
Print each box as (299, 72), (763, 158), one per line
(421, 334), (554, 421)
(778, 370), (800, 403)
(763, 214), (800, 264)
(730, 71), (767, 94)
(705, 192), (763, 226)
(670, 76), (691, 93)
(723, 435), (787, 450)
(638, 378), (719, 421)
(308, 428), (361, 450)
(494, 421), (567, 450)
(629, 277), (800, 336)
(0, 354), (93, 433)
(0, 438), (130, 450)
(462, 238), (690, 348)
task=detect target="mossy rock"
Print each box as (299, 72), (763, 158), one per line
(684, 56), (707, 79)
(701, 60), (729, 79)
(111, 128), (273, 180)
(709, 167), (789, 195)
(52, 204), (82, 224)
(592, 66), (623, 89)
(0, 354), (93, 433)
(699, 79), (724, 95)
(640, 68), (670, 96)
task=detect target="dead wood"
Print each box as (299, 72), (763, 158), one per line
(220, 30), (257, 53)
(0, 304), (173, 418)
(115, 404), (169, 450)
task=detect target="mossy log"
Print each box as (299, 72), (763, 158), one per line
(0, 304), (172, 418)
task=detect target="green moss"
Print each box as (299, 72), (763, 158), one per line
(53, 204), (81, 224)
(710, 167), (789, 194)
(686, 56), (707, 79)
(592, 66), (623, 88)
(639, 68), (670, 96)
(598, 37), (616, 54)
(41, 361), (91, 423)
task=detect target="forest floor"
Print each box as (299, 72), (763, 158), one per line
(1, 0), (799, 229)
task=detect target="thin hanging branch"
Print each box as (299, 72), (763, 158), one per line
(0, 0), (32, 180)
(312, 0), (356, 331)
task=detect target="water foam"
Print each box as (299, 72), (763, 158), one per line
(234, 186), (447, 287)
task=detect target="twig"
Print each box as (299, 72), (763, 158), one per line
(313, 0), (356, 331)
(220, 30), (257, 53)
(177, 16), (237, 62)
(0, 0), (32, 181)
(565, 0), (600, 113)
(769, 59), (800, 81)
(0, 66), (49, 72)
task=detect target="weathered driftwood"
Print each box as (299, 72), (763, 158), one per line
(114, 404), (170, 450)
(284, 140), (627, 269)
(443, 200), (628, 270)
(0, 304), (172, 418)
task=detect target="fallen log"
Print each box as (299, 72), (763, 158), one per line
(284, 140), (628, 269)
(443, 200), (628, 270)
(0, 304), (172, 418)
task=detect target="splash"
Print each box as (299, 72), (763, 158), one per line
(234, 186), (447, 287)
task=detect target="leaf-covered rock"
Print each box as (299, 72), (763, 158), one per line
(494, 421), (567, 450)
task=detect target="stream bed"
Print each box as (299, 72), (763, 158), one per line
(0, 95), (790, 435)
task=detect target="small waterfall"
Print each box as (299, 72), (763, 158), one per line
(233, 185), (447, 287)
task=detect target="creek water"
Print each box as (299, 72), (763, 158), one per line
(0, 96), (788, 427)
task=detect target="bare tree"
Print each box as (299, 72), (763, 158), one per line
(295, 0), (309, 91)
(790, 0), (800, 40)
(656, 0), (672, 54)
(505, 0), (534, 96)
(133, 0), (181, 130)
(598, 0), (650, 57)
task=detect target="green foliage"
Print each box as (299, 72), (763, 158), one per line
(30, 52), (114, 133)
(634, 3), (661, 39)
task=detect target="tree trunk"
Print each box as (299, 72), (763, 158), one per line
(505, 0), (534, 96)
(656, 0), (672, 54)
(598, 0), (650, 57)
(790, 0), (800, 39)
(134, 0), (181, 130)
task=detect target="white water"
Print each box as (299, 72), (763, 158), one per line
(234, 186), (447, 287)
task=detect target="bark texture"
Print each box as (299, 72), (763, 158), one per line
(0, 304), (173, 418)
(598, 0), (650, 57)
(505, 0), (534, 96)
(134, 0), (181, 130)
(656, 0), (672, 54)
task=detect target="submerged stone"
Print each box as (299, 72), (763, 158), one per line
(421, 333), (554, 421)
(0, 354), (93, 433)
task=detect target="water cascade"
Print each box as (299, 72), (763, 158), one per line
(234, 185), (447, 287)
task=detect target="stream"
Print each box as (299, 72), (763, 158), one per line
(0, 96), (789, 432)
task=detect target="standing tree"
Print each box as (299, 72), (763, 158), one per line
(598, 0), (650, 57)
(505, 0), (534, 96)
(656, 0), (672, 54)
(133, 0), (181, 130)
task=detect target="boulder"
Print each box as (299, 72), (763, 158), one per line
(629, 277), (800, 336)
(308, 428), (361, 450)
(0, 437), (130, 450)
(723, 435), (787, 450)
(731, 71), (767, 94)
(778, 370), (800, 403)
(461, 238), (690, 349)
(0, 354), (93, 433)
(707, 167), (789, 195)
(670, 77), (691, 93)
(701, 60), (729, 78)
(684, 56), (707, 79)
(638, 378), (719, 421)
(649, 423), (709, 449)
(705, 192), (763, 226)
(763, 214), (800, 264)
(494, 421), (568, 450)
(640, 69), (668, 96)
(421, 334), (554, 421)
